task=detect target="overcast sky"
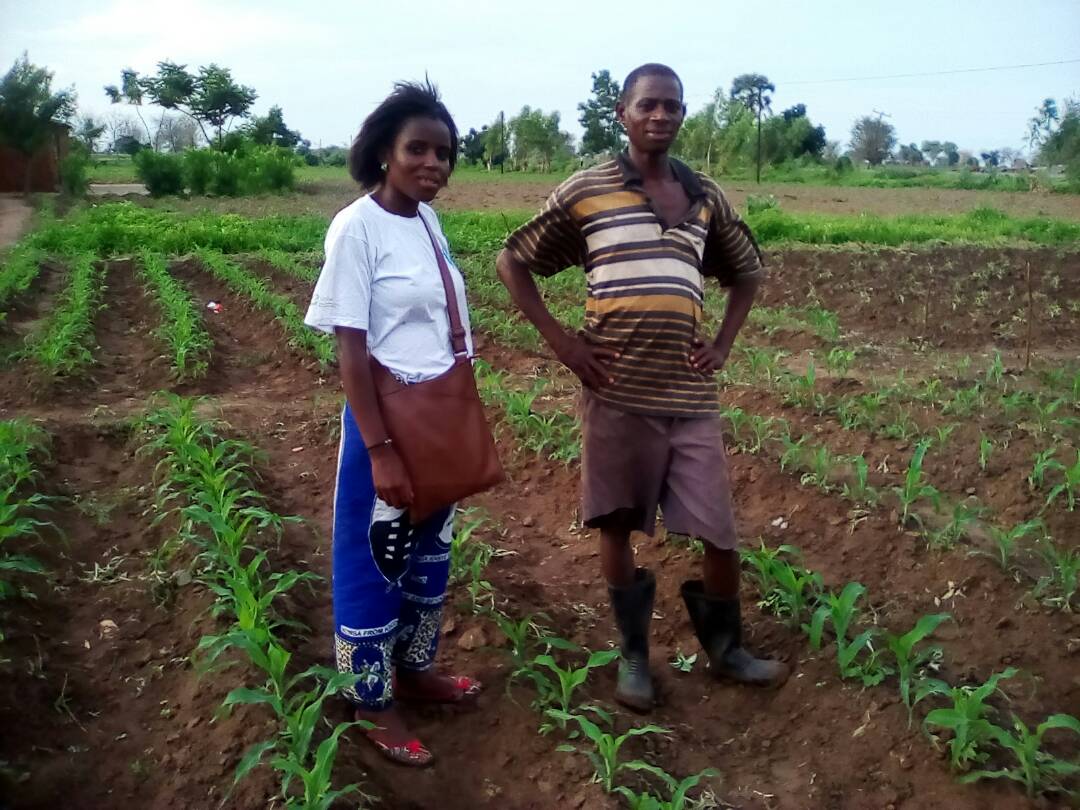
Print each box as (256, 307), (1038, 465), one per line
(3, 0), (1078, 155)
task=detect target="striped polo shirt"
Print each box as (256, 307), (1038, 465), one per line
(504, 151), (763, 417)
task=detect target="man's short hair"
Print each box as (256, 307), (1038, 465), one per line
(621, 63), (684, 103)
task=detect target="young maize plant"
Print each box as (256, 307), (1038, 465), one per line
(29, 252), (106, 377)
(894, 440), (941, 529)
(0, 420), (54, 649)
(960, 713), (1080, 798)
(139, 251), (212, 381)
(259, 249), (320, 282)
(141, 395), (364, 808)
(0, 244), (45, 315)
(196, 249), (335, 367)
(918, 669), (1019, 774)
(549, 708), (672, 793)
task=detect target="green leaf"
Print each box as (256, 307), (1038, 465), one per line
(586, 649), (619, 668)
(1038, 713), (1080, 736)
(234, 739), (276, 784)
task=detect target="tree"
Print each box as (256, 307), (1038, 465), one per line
(897, 143), (924, 165)
(980, 150), (1001, 167)
(508, 106), (572, 171)
(75, 115), (106, 152)
(942, 142), (960, 167)
(104, 68), (155, 147)
(1028, 98), (1059, 148)
(113, 134), (144, 155)
(133, 61), (257, 145)
(0, 53), (76, 194)
(104, 111), (142, 153)
(481, 114), (507, 170)
(781, 104), (806, 122)
(578, 69), (623, 155)
(156, 112), (200, 152)
(460, 126), (487, 164)
(998, 147), (1020, 166)
(1037, 97), (1079, 182)
(849, 115), (896, 165)
(243, 105), (300, 148)
(730, 73), (775, 182)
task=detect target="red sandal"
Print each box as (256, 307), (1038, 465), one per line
(368, 733), (434, 767)
(394, 673), (483, 704)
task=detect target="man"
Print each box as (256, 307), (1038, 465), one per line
(495, 63), (788, 712)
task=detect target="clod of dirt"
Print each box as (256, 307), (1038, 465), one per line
(98, 619), (119, 639)
(456, 626), (487, 650)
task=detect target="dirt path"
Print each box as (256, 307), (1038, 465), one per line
(0, 194), (33, 248)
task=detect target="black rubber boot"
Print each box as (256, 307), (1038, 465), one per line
(680, 580), (789, 688)
(607, 568), (656, 712)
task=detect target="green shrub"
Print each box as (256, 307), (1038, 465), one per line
(251, 146), (296, 192)
(208, 152), (244, 196)
(746, 194), (779, 215)
(59, 142), (91, 196)
(183, 149), (215, 196)
(134, 150), (185, 197)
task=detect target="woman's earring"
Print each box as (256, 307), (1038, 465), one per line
(380, 162), (388, 172)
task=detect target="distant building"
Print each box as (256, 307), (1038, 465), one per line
(1011, 158), (1031, 171)
(0, 122), (71, 193)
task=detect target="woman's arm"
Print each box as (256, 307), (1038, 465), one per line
(336, 325), (414, 508)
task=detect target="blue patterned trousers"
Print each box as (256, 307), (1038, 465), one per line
(332, 402), (454, 709)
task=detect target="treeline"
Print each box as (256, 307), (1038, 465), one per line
(456, 69), (1078, 188)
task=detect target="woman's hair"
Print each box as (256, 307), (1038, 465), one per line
(348, 79), (459, 188)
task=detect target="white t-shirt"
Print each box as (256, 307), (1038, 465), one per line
(304, 195), (473, 383)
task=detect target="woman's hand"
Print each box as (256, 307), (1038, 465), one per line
(369, 443), (414, 508)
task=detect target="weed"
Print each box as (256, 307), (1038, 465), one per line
(670, 651), (698, 673)
(1043, 450), (1080, 511)
(926, 500), (985, 551)
(1033, 537), (1079, 611)
(825, 346), (855, 376)
(978, 434), (995, 472)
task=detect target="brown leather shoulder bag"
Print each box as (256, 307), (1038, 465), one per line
(368, 214), (504, 523)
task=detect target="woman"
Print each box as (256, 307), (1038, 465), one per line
(304, 81), (480, 767)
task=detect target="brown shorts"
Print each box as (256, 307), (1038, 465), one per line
(579, 390), (737, 550)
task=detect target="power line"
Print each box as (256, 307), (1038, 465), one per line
(780, 57), (1080, 86)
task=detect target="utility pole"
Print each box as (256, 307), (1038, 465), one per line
(499, 110), (505, 174)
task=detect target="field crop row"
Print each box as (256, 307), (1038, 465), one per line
(141, 394), (365, 809)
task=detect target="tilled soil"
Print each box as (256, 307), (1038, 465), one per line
(0, 251), (1077, 810)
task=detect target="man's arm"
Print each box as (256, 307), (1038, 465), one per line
(495, 249), (617, 389)
(690, 272), (761, 373)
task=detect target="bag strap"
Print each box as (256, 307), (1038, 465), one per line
(418, 213), (469, 358)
